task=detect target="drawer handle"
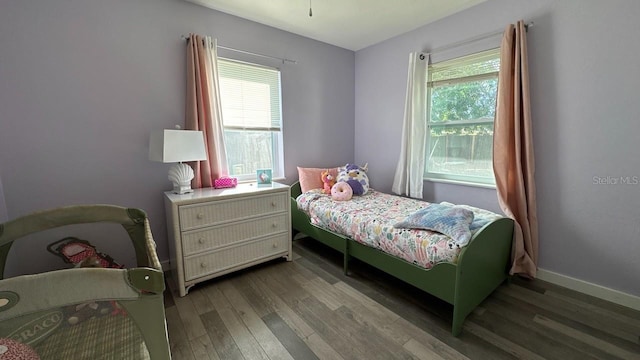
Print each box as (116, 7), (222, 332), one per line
(198, 238), (205, 244)
(200, 262), (207, 268)
(271, 202), (276, 207)
(196, 213), (204, 220)
(271, 223), (277, 228)
(272, 243), (278, 248)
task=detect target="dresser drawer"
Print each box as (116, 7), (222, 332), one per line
(179, 192), (287, 230)
(183, 233), (289, 281)
(181, 213), (288, 256)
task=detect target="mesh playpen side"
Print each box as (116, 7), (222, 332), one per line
(0, 205), (171, 360)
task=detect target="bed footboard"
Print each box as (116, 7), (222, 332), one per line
(452, 217), (513, 336)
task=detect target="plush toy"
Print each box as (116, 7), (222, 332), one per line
(331, 182), (353, 201)
(337, 163), (369, 195)
(320, 169), (336, 194)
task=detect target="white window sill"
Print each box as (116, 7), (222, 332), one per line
(424, 177), (496, 189)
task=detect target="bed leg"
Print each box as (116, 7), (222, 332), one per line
(343, 241), (350, 276)
(451, 307), (464, 337)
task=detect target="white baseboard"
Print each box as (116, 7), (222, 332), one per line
(537, 268), (640, 311)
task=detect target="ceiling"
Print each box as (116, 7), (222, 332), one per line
(185, 0), (487, 51)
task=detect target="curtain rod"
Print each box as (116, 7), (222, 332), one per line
(182, 35), (297, 64)
(427, 21), (533, 56)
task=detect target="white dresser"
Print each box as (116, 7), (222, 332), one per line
(164, 182), (292, 297)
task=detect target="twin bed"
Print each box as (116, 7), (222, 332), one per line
(290, 181), (514, 336)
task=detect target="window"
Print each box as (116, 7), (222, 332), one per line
(425, 48), (500, 186)
(218, 58), (284, 181)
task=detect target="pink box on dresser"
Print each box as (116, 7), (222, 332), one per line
(214, 177), (238, 189)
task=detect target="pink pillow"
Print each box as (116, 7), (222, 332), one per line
(331, 182), (353, 201)
(297, 167), (339, 193)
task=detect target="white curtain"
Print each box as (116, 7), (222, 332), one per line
(392, 52), (429, 199)
(185, 35), (229, 188)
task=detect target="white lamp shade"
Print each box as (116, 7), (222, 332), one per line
(149, 129), (207, 163)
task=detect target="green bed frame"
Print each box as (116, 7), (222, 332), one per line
(0, 205), (171, 359)
(290, 181), (514, 336)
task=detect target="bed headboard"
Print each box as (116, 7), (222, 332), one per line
(291, 181), (302, 198)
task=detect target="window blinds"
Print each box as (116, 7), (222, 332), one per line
(218, 58), (282, 131)
(428, 48), (500, 87)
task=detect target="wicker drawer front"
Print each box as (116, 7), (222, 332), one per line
(184, 234), (289, 281)
(179, 193), (287, 230)
(181, 214), (288, 256)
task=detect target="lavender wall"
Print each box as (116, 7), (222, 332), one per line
(355, 0), (640, 296)
(2, 0), (637, 299)
(0, 0), (354, 274)
(0, 176), (7, 223)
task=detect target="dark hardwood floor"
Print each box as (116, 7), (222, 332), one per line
(164, 237), (640, 359)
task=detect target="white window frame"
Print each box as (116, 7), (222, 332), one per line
(424, 48), (500, 187)
(218, 58), (284, 182)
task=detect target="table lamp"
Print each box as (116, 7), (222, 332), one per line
(149, 129), (207, 194)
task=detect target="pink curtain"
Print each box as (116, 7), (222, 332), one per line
(185, 34), (228, 188)
(493, 21), (539, 278)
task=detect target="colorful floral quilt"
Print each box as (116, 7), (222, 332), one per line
(296, 190), (502, 269)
